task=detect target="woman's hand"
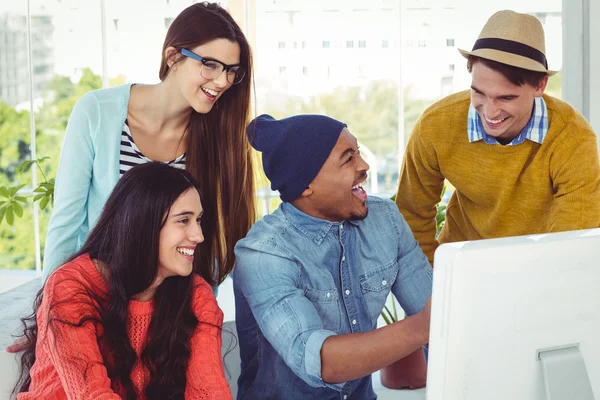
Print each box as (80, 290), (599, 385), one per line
(5, 336), (28, 353)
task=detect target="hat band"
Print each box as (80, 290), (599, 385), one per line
(472, 38), (548, 69)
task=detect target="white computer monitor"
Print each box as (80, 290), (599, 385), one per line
(426, 228), (600, 400)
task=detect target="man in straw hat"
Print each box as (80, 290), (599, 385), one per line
(233, 114), (432, 399)
(396, 10), (600, 266)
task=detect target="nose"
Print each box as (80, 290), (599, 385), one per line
(484, 98), (501, 119)
(212, 70), (229, 88)
(188, 223), (205, 244)
(358, 153), (370, 172)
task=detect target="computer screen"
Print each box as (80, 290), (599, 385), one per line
(426, 228), (599, 400)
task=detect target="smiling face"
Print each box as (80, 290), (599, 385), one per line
(157, 188), (204, 282)
(169, 38), (241, 114)
(293, 128), (370, 222)
(470, 60), (547, 144)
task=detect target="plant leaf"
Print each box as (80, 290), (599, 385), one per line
(0, 207), (5, 224)
(14, 196), (28, 204)
(6, 206), (14, 225)
(40, 196), (50, 211)
(13, 202), (24, 217)
(33, 194), (45, 202)
(383, 305), (397, 323)
(0, 187), (9, 198)
(16, 160), (34, 174)
(9, 185), (26, 197)
(380, 311), (392, 325)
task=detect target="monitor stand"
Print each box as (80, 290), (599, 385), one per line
(537, 344), (595, 400)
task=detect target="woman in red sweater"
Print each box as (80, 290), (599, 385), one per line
(14, 162), (232, 400)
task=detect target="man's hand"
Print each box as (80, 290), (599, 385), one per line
(321, 295), (433, 384)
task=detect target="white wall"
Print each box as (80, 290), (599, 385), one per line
(589, 0), (600, 137)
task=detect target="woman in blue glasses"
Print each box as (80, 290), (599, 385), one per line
(41, 2), (255, 289)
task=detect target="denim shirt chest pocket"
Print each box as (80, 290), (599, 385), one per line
(304, 287), (341, 332)
(359, 260), (398, 320)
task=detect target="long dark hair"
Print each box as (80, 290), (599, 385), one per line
(159, 2), (256, 286)
(15, 163), (208, 400)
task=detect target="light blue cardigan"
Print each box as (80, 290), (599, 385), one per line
(43, 84), (220, 294)
(43, 84), (133, 278)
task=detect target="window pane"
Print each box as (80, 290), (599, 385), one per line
(0, 1), (36, 289)
(24, 1), (103, 279)
(251, 0), (563, 214)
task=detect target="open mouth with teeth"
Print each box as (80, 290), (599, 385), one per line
(351, 178), (368, 202)
(176, 247), (195, 261)
(201, 87), (218, 102)
(483, 115), (509, 128)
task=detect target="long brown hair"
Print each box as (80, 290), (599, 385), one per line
(159, 2), (255, 286)
(15, 163), (212, 399)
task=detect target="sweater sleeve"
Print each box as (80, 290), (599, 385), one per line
(547, 127), (600, 231)
(185, 278), (232, 400)
(42, 271), (122, 400)
(395, 120), (445, 265)
(43, 92), (99, 279)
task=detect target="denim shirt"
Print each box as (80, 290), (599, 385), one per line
(233, 196), (433, 400)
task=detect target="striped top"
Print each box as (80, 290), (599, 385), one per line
(467, 96), (549, 146)
(120, 120), (186, 176)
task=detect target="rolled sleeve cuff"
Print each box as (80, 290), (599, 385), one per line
(304, 329), (346, 391)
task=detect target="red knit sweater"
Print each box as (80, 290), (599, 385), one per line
(18, 254), (232, 400)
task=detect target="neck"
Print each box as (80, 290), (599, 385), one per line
(289, 199), (343, 223)
(92, 258), (161, 302)
(130, 80), (193, 135)
(132, 277), (163, 302)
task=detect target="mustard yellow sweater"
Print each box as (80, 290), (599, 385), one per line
(396, 90), (600, 265)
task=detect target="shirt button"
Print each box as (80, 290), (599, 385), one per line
(352, 319), (357, 325)
(340, 225), (344, 230)
(342, 256), (346, 262)
(345, 289), (350, 295)
(382, 280), (387, 286)
(326, 292), (331, 298)
(343, 396), (348, 400)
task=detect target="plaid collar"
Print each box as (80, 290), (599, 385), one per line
(467, 96), (548, 145)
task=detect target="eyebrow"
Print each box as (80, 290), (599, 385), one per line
(339, 148), (356, 161)
(171, 210), (204, 218)
(201, 56), (241, 68)
(471, 85), (519, 99)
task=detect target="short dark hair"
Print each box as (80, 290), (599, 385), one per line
(467, 55), (547, 88)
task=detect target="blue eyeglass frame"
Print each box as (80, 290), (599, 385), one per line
(179, 48), (245, 83)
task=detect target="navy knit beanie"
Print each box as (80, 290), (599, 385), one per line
(247, 114), (347, 202)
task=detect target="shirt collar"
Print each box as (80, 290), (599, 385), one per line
(281, 202), (360, 245)
(467, 96), (548, 146)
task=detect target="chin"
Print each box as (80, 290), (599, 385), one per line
(350, 205), (369, 221)
(182, 265), (194, 276)
(192, 103), (214, 114)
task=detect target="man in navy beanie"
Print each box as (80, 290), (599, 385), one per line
(233, 114), (433, 400)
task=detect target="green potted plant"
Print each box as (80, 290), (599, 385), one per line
(0, 157), (54, 225)
(380, 186), (447, 390)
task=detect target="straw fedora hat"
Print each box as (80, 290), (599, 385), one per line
(458, 10), (557, 76)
